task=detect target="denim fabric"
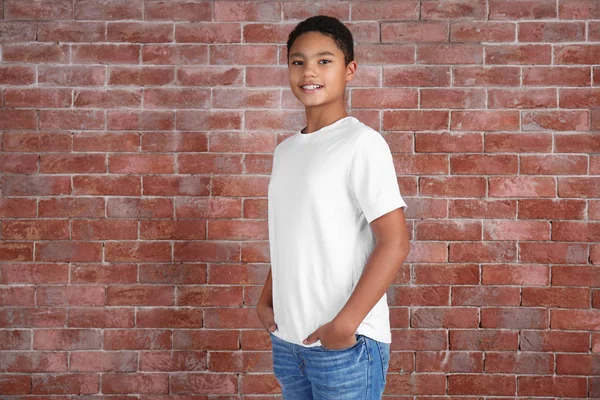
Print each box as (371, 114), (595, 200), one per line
(269, 332), (390, 399)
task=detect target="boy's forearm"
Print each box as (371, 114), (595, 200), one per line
(258, 268), (274, 307)
(333, 242), (409, 334)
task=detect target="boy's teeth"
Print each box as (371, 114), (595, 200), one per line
(303, 85), (321, 89)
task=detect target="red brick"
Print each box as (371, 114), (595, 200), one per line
(452, 286), (520, 306)
(0, 375), (30, 394)
(523, 287), (590, 308)
(73, 175), (141, 196)
(177, 286), (243, 307)
(40, 153), (105, 174)
(2, 220), (68, 240)
(451, 22), (515, 42)
(559, 0), (600, 19)
(355, 44), (415, 64)
(421, 0), (486, 20)
(553, 266), (600, 286)
(415, 220), (481, 241)
(414, 264), (479, 285)
(489, 176), (556, 197)
(39, 197), (104, 218)
(489, 0), (557, 19)
(552, 221), (600, 242)
(0, 243), (33, 261)
(451, 111), (519, 131)
(559, 177), (600, 198)
(420, 176), (486, 198)
(450, 199), (516, 218)
(108, 22), (172, 43)
(0, 109), (37, 129)
(381, 22), (448, 43)
(482, 264), (549, 285)
(68, 308), (134, 328)
(136, 308), (202, 328)
(38, 21), (105, 42)
(173, 329), (239, 351)
(39, 65), (105, 86)
(105, 242), (171, 262)
(104, 330), (171, 350)
(2, 175), (71, 196)
(486, 45), (552, 64)
(525, 110), (590, 131)
(171, 373), (237, 394)
(449, 329), (519, 351)
(421, 88), (485, 109)
(520, 243), (588, 264)
(36, 242), (102, 262)
(389, 286), (450, 307)
(483, 220), (550, 240)
(453, 66), (521, 86)
(5, 88), (71, 108)
(555, 45), (600, 64)
(2, 43), (69, 63)
(451, 154), (518, 174)
(488, 88), (556, 108)
(519, 22), (585, 42)
(72, 219), (137, 240)
(521, 330), (589, 352)
(518, 376), (586, 397)
(519, 199), (586, 220)
(143, 44), (208, 65)
(39, 109), (104, 130)
(486, 352), (553, 374)
(449, 241), (517, 263)
(107, 285), (174, 306)
(103, 373), (169, 394)
(71, 262), (137, 284)
(0, 330), (31, 350)
(75, 0), (142, 20)
(145, 1), (212, 21)
(416, 132), (482, 153)
(0, 65), (36, 85)
(482, 307), (549, 329)
(392, 329), (447, 351)
(521, 154), (587, 175)
(523, 66), (591, 86)
(70, 351), (137, 372)
(0, 198), (37, 218)
(37, 286), (105, 306)
(351, 1), (419, 21)
(449, 374), (516, 396)
(411, 308), (478, 328)
(140, 351), (206, 372)
(418, 44), (483, 64)
(383, 110), (449, 130)
(34, 329), (101, 350)
(384, 66), (450, 87)
(73, 44), (140, 64)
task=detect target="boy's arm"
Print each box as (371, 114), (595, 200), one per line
(333, 207), (410, 335)
(258, 268), (274, 307)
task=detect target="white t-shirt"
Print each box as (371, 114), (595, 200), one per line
(268, 116), (407, 347)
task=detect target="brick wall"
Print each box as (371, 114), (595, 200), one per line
(1, 0), (599, 398)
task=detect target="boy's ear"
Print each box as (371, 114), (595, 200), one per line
(345, 60), (357, 82)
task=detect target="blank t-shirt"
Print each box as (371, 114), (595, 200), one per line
(268, 116), (407, 347)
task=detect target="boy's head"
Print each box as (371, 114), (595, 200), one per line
(286, 15), (357, 110)
(286, 15), (354, 66)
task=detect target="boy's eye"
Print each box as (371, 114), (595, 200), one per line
(290, 60), (331, 66)
(319, 60), (331, 64)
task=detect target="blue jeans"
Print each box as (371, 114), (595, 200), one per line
(269, 332), (390, 399)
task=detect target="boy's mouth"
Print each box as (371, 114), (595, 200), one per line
(300, 84), (323, 93)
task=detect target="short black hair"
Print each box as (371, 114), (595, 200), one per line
(286, 15), (354, 66)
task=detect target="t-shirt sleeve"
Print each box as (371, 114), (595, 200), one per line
(349, 131), (407, 223)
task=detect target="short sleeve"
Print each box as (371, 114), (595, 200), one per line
(349, 131), (407, 223)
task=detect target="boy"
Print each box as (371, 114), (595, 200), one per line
(257, 15), (410, 399)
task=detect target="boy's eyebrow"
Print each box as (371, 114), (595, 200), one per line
(289, 51), (337, 58)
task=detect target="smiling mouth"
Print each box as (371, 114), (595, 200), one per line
(300, 84), (323, 93)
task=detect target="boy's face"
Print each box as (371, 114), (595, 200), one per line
(287, 31), (356, 109)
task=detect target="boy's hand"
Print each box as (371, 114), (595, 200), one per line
(257, 302), (278, 333)
(303, 320), (356, 350)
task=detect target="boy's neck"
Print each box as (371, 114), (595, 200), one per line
(301, 105), (348, 134)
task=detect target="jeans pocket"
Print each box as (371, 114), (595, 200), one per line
(375, 340), (390, 383)
(319, 334), (365, 352)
